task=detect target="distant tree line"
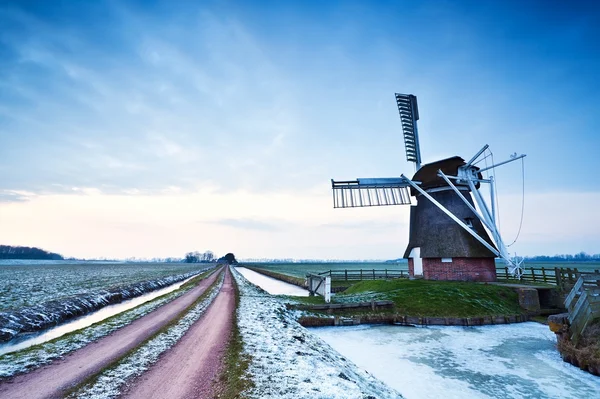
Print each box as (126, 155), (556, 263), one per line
(525, 252), (600, 261)
(184, 251), (238, 264)
(218, 253), (238, 265)
(184, 251), (215, 263)
(0, 245), (64, 260)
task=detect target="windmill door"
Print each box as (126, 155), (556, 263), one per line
(410, 247), (423, 276)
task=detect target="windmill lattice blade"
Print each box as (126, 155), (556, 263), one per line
(331, 179), (412, 208)
(395, 93), (421, 165)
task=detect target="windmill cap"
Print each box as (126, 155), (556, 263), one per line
(410, 156), (483, 195)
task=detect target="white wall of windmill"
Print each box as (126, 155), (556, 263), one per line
(410, 247), (423, 276)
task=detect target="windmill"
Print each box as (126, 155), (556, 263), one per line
(331, 93), (526, 281)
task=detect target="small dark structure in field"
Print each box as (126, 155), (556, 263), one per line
(331, 93), (526, 282)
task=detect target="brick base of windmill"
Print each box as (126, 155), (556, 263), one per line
(408, 257), (496, 282)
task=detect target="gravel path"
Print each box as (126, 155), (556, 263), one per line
(122, 266), (235, 399)
(0, 267), (223, 399)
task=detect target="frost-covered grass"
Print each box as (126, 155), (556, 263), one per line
(0, 262), (209, 311)
(0, 270), (215, 378)
(231, 267), (401, 399)
(68, 271), (225, 399)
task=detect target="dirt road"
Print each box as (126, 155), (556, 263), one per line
(0, 267), (224, 399)
(122, 266), (235, 399)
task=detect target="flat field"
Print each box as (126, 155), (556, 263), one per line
(243, 262), (408, 279)
(246, 261), (600, 279)
(518, 261), (600, 273)
(0, 261), (207, 311)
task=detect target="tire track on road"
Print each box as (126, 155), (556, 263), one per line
(122, 266), (235, 399)
(0, 267), (224, 399)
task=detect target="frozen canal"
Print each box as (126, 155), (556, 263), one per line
(311, 323), (600, 399)
(235, 267), (309, 296)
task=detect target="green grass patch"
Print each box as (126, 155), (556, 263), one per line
(339, 279), (524, 317)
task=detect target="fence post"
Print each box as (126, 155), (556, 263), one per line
(541, 267), (547, 283)
(360, 269), (363, 280)
(531, 267), (536, 282)
(373, 269), (375, 279)
(505, 267), (509, 280)
(555, 267), (561, 288)
(385, 269), (388, 279)
(567, 268), (573, 284)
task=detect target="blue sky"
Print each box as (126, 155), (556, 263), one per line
(0, 0), (598, 259)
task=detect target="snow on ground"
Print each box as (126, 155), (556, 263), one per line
(0, 262), (207, 311)
(0, 275), (203, 378)
(69, 272), (225, 399)
(0, 268), (209, 343)
(231, 266), (401, 399)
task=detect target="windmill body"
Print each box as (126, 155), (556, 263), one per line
(331, 93), (526, 281)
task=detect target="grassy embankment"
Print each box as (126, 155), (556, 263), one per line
(217, 271), (253, 399)
(277, 277), (525, 317)
(558, 320), (600, 375)
(337, 279), (524, 317)
(247, 265), (526, 317)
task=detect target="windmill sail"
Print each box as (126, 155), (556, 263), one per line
(395, 93), (421, 168)
(331, 178), (412, 208)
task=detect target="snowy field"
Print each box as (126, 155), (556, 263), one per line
(312, 324), (600, 399)
(0, 272), (204, 377)
(231, 266), (401, 398)
(0, 274), (198, 357)
(0, 261), (207, 310)
(235, 267), (309, 296)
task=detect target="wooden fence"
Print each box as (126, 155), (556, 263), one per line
(496, 266), (600, 289)
(318, 269), (408, 281)
(564, 273), (600, 345)
(317, 266), (599, 288)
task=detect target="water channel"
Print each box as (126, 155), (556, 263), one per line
(235, 267), (310, 296)
(0, 275), (197, 356)
(235, 270), (599, 398)
(311, 324), (600, 399)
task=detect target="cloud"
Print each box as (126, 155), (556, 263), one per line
(0, 190), (34, 202)
(203, 218), (288, 232)
(0, 3), (308, 198)
(320, 219), (406, 230)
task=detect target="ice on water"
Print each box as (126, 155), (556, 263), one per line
(312, 323), (600, 399)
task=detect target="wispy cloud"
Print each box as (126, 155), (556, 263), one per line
(203, 218), (288, 232)
(320, 220), (406, 230)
